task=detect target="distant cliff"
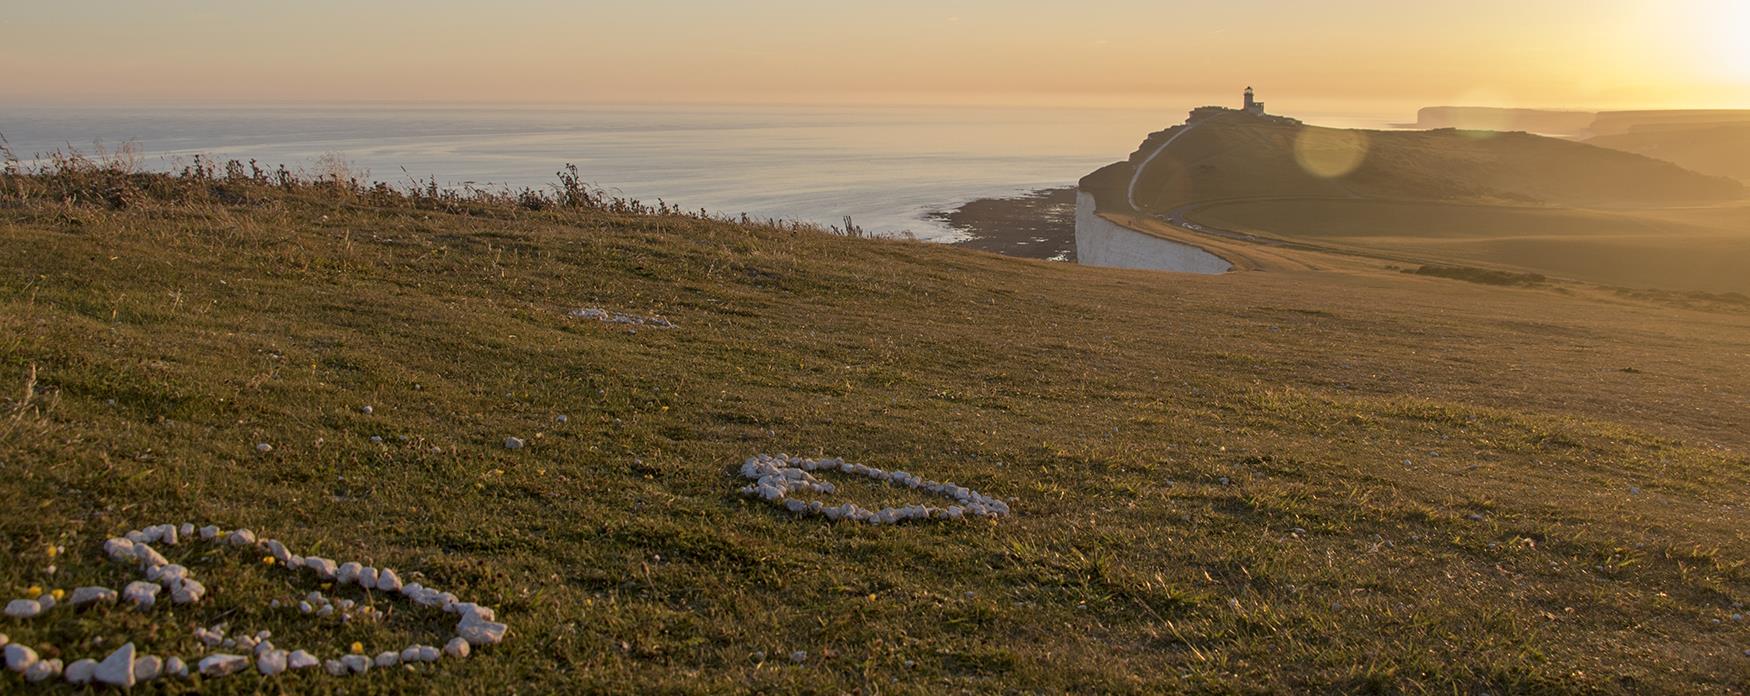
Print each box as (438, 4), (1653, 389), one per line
(1411, 107), (1595, 135)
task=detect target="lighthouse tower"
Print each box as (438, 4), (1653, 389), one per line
(1243, 87), (1265, 115)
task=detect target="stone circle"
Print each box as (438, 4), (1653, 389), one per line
(738, 453), (1011, 524)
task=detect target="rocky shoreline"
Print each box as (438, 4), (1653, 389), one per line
(932, 187), (1078, 261)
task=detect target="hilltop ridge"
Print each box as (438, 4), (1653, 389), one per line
(1083, 110), (1744, 215)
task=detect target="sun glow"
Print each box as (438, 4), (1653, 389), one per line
(1703, 1), (1750, 80)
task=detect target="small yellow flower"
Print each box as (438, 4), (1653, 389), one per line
(50, 589), (65, 601)
(45, 546), (58, 559)
(25, 585), (41, 596)
(492, 468), (505, 477)
(350, 642), (364, 654)
(262, 556), (276, 565)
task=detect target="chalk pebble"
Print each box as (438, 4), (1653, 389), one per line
(6, 643), (39, 672)
(70, 586), (117, 607)
(64, 659), (97, 685)
(4, 599), (41, 619)
(134, 654), (163, 681)
(121, 581), (161, 609)
(94, 643), (135, 687)
(288, 650), (319, 670)
(23, 658), (60, 683)
(199, 654), (250, 678)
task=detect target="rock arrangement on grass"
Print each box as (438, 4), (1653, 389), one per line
(569, 307), (677, 329)
(738, 453), (1011, 524)
(2, 522), (506, 687)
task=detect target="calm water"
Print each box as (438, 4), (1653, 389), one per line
(0, 103), (1392, 240)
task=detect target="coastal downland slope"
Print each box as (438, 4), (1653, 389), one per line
(1587, 123), (1750, 183)
(1, 159), (1747, 693)
(1082, 111), (1750, 293)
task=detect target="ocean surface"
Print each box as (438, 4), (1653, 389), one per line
(0, 103), (1393, 240)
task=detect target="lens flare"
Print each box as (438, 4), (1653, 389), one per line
(1294, 128), (1369, 179)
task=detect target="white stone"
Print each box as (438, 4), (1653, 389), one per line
(199, 525), (220, 541)
(454, 603), (496, 622)
(288, 650), (319, 670)
(148, 563), (189, 584)
(103, 537), (135, 560)
(4, 599), (41, 619)
(199, 654), (250, 677)
(158, 524), (179, 545)
(266, 539), (291, 562)
(361, 405), (374, 415)
(122, 581), (161, 608)
(341, 654), (371, 674)
(358, 566), (378, 588)
(504, 436), (526, 450)
(256, 442), (273, 453)
(257, 649), (288, 675)
(307, 557), (338, 579)
(338, 561), (362, 584)
(70, 586), (117, 607)
(374, 651), (400, 668)
(171, 579), (206, 604)
(444, 637), (471, 659)
(377, 568), (403, 592)
(417, 645), (441, 662)
(23, 658), (60, 683)
(165, 656), (188, 678)
(95, 642), (136, 687)
(458, 619), (508, 646)
(790, 650), (807, 663)
(195, 627), (224, 647)
(64, 658), (97, 684)
(228, 529), (258, 546)
(179, 523), (195, 538)
(134, 543), (167, 568)
(134, 654), (162, 681)
(6, 643), (39, 672)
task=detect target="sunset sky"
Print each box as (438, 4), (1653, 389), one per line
(4, 0), (1747, 112)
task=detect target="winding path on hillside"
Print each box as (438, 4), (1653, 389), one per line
(1125, 122), (1201, 211)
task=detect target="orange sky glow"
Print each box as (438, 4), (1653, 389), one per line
(3, 0), (1746, 113)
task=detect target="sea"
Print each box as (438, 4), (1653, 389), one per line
(0, 103), (1395, 241)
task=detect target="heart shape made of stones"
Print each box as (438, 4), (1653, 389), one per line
(2, 522), (508, 687)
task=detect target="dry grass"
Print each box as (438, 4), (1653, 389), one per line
(0, 167), (1746, 693)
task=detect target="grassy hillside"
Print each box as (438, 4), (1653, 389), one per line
(1589, 110), (1750, 137)
(2, 162), (1749, 693)
(1186, 198), (1750, 295)
(1085, 113), (1743, 214)
(1588, 124), (1750, 182)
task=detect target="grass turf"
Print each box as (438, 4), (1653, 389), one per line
(1, 171), (1747, 693)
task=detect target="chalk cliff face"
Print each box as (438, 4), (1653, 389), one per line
(1072, 192), (1230, 274)
(1412, 107), (1596, 135)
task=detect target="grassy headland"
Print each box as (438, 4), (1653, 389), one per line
(1, 156), (1747, 693)
(1081, 112), (1750, 294)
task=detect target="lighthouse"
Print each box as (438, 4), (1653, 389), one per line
(1243, 87), (1265, 115)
